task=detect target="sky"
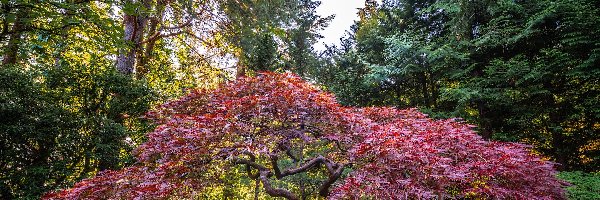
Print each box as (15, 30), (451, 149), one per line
(314, 0), (366, 51)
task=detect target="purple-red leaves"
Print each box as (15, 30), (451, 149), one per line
(44, 72), (565, 199)
(332, 108), (566, 199)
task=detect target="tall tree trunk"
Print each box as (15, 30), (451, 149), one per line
(137, 1), (165, 78)
(236, 49), (246, 78)
(117, 0), (150, 75)
(117, 13), (137, 74)
(2, 10), (25, 66)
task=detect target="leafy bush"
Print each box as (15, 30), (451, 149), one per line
(0, 66), (154, 199)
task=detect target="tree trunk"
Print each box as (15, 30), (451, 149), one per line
(430, 78), (438, 107)
(477, 100), (492, 139)
(236, 49), (246, 78)
(137, 1), (165, 78)
(420, 72), (429, 106)
(2, 10), (25, 66)
(236, 63), (246, 78)
(117, 13), (137, 74)
(117, 0), (150, 75)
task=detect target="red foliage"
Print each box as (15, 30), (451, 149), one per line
(332, 108), (565, 199)
(44, 72), (565, 199)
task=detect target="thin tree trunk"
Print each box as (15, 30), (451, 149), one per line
(254, 179), (260, 200)
(420, 72), (429, 106)
(236, 49), (246, 78)
(477, 100), (492, 139)
(430, 78), (438, 106)
(236, 63), (246, 78)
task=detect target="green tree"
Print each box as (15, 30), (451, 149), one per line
(319, 0), (600, 171)
(218, 0), (332, 77)
(0, 0), (226, 198)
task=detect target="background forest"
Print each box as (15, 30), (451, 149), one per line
(0, 0), (598, 199)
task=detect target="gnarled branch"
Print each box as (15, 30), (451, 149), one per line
(270, 154), (328, 179)
(259, 170), (299, 200)
(318, 163), (345, 197)
(234, 150), (347, 199)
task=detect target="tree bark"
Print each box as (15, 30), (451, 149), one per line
(2, 10), (25, 66)
(116, 0), (150, 75)
(477, 100), (492, 139)
(236, 62), (246, 78)
(253, 179), (260, 200)
(117, 12), (137, 74)
(137, 1), (165, 77)
(420, 71), (430, 106)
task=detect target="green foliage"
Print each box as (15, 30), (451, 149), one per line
(249, 33), (278, 71)
(558, 171), (600, 200)
(0, 2), (165, 198)
(219, 0), (333, 76)
(0, 64), (155, 199)
(0, 0), (596, 198)
(318, 0), (600, 171)
(0, 67), (75, 199)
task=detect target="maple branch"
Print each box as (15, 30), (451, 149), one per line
(161, 18), (193, 30)
(259, 170), (298, 200)
(139, 30), (187, 45)
(233, 151), (299, 200)
(138, 4), (208, 45)
(334, 140), (349, 153)
(318, 163), (345, 197)
(254, 179), (260, 200)
(286, 149), (299, 162)
(234, 151), (260, 179)
(269, 153), (346, 197)
(270, 154), (329, 179)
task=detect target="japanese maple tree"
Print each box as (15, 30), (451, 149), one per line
(44, 72), (566, 199)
